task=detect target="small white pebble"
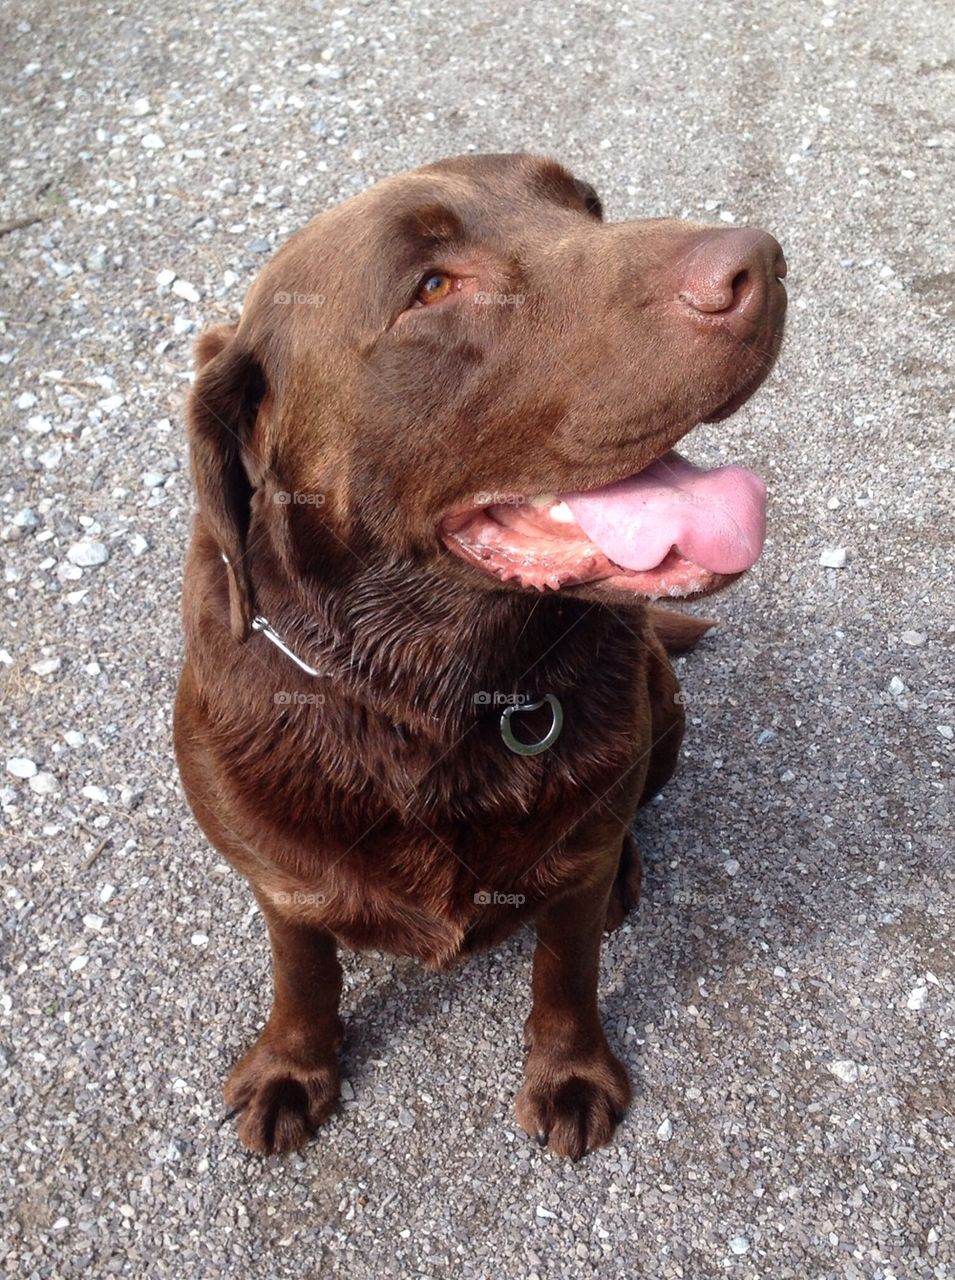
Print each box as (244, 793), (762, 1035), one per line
(190, 932), (209, 947)
(535, 1206), (557, 1220)
(129, 533), (150, 557)
(131, 97), (151, 117)
(155, 268), (177, 288)
(938, 725), (953, 740)
(29, 772), (59, 795)
(906, 985), (928, 1011)
(723, 859), (740, 877)
(83, 914), (105, 932)
(900, 630), (926, 646)
(729, 1236), (750, 1256)
(99, 884), (116, 904)
(172, 279), (201, 303)
(68, 955), (89, 972)
(827, 1059), (859, 1084)
(656, 1116), (673, 1141)
(819, 547), (847, 568)
(80, 785), (109, 804)
(66, 540), (109, 568)
(63, 730), (84, 747)
(30, 657), (61, 676)
(888, 676), (905, 696)
(141, 132), (165, 150)
(7, 757), (37, 779)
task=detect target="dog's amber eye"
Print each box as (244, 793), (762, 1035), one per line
(416, 272), (454, 305)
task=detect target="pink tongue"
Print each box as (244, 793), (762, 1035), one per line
(565, 450), (767, 575)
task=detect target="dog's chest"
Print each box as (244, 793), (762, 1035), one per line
(262, 810), (610, 968)
(219, 615), (656, 964)
(252, 695), (647, 966)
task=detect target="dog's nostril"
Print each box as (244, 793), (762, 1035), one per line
(677, 229), (785, 321)
(677, 284), (734, 314)
(730, 269), (749, 300)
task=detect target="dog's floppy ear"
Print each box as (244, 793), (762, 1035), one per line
(187, 323), (267, 640)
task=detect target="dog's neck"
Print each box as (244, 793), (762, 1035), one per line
(251, 549), (625, 737)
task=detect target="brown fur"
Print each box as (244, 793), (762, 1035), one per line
(173, 153), (785, 1159)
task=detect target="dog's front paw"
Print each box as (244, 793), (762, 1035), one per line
(224, 1031), (340, 1155)
(516, 1039), (631, 1160)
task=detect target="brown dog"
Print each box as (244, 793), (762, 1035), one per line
(173, 153), (786, 1159)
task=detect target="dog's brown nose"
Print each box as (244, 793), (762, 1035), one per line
(677, 228), (787, 334)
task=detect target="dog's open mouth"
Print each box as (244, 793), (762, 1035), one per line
(441, 450), (767, 598)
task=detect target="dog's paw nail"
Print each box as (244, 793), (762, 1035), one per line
(536, 1130), (548, 1147)
(219, 1107), (241, 1127)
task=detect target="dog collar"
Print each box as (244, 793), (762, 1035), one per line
(218, 552), (325, 678)
(251, 612), (564, 755)
(231, 549), (564, 755)
(251, 615), (325, 677)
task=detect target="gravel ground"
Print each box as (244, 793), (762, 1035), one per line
(1, 1), (953, 1277)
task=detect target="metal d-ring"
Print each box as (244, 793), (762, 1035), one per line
(500, 694), (564, 757)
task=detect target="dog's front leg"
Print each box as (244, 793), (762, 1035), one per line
(516, 853), (632, 1159)
(224, 899), (343, 1155)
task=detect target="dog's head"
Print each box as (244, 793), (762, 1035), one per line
(188, 153), (786, 636)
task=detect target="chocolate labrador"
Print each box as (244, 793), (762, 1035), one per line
(173, 153), (786, 1159)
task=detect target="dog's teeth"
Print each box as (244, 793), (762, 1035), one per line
(527, 493), (556, 508)
(549, 501), (574, 523)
